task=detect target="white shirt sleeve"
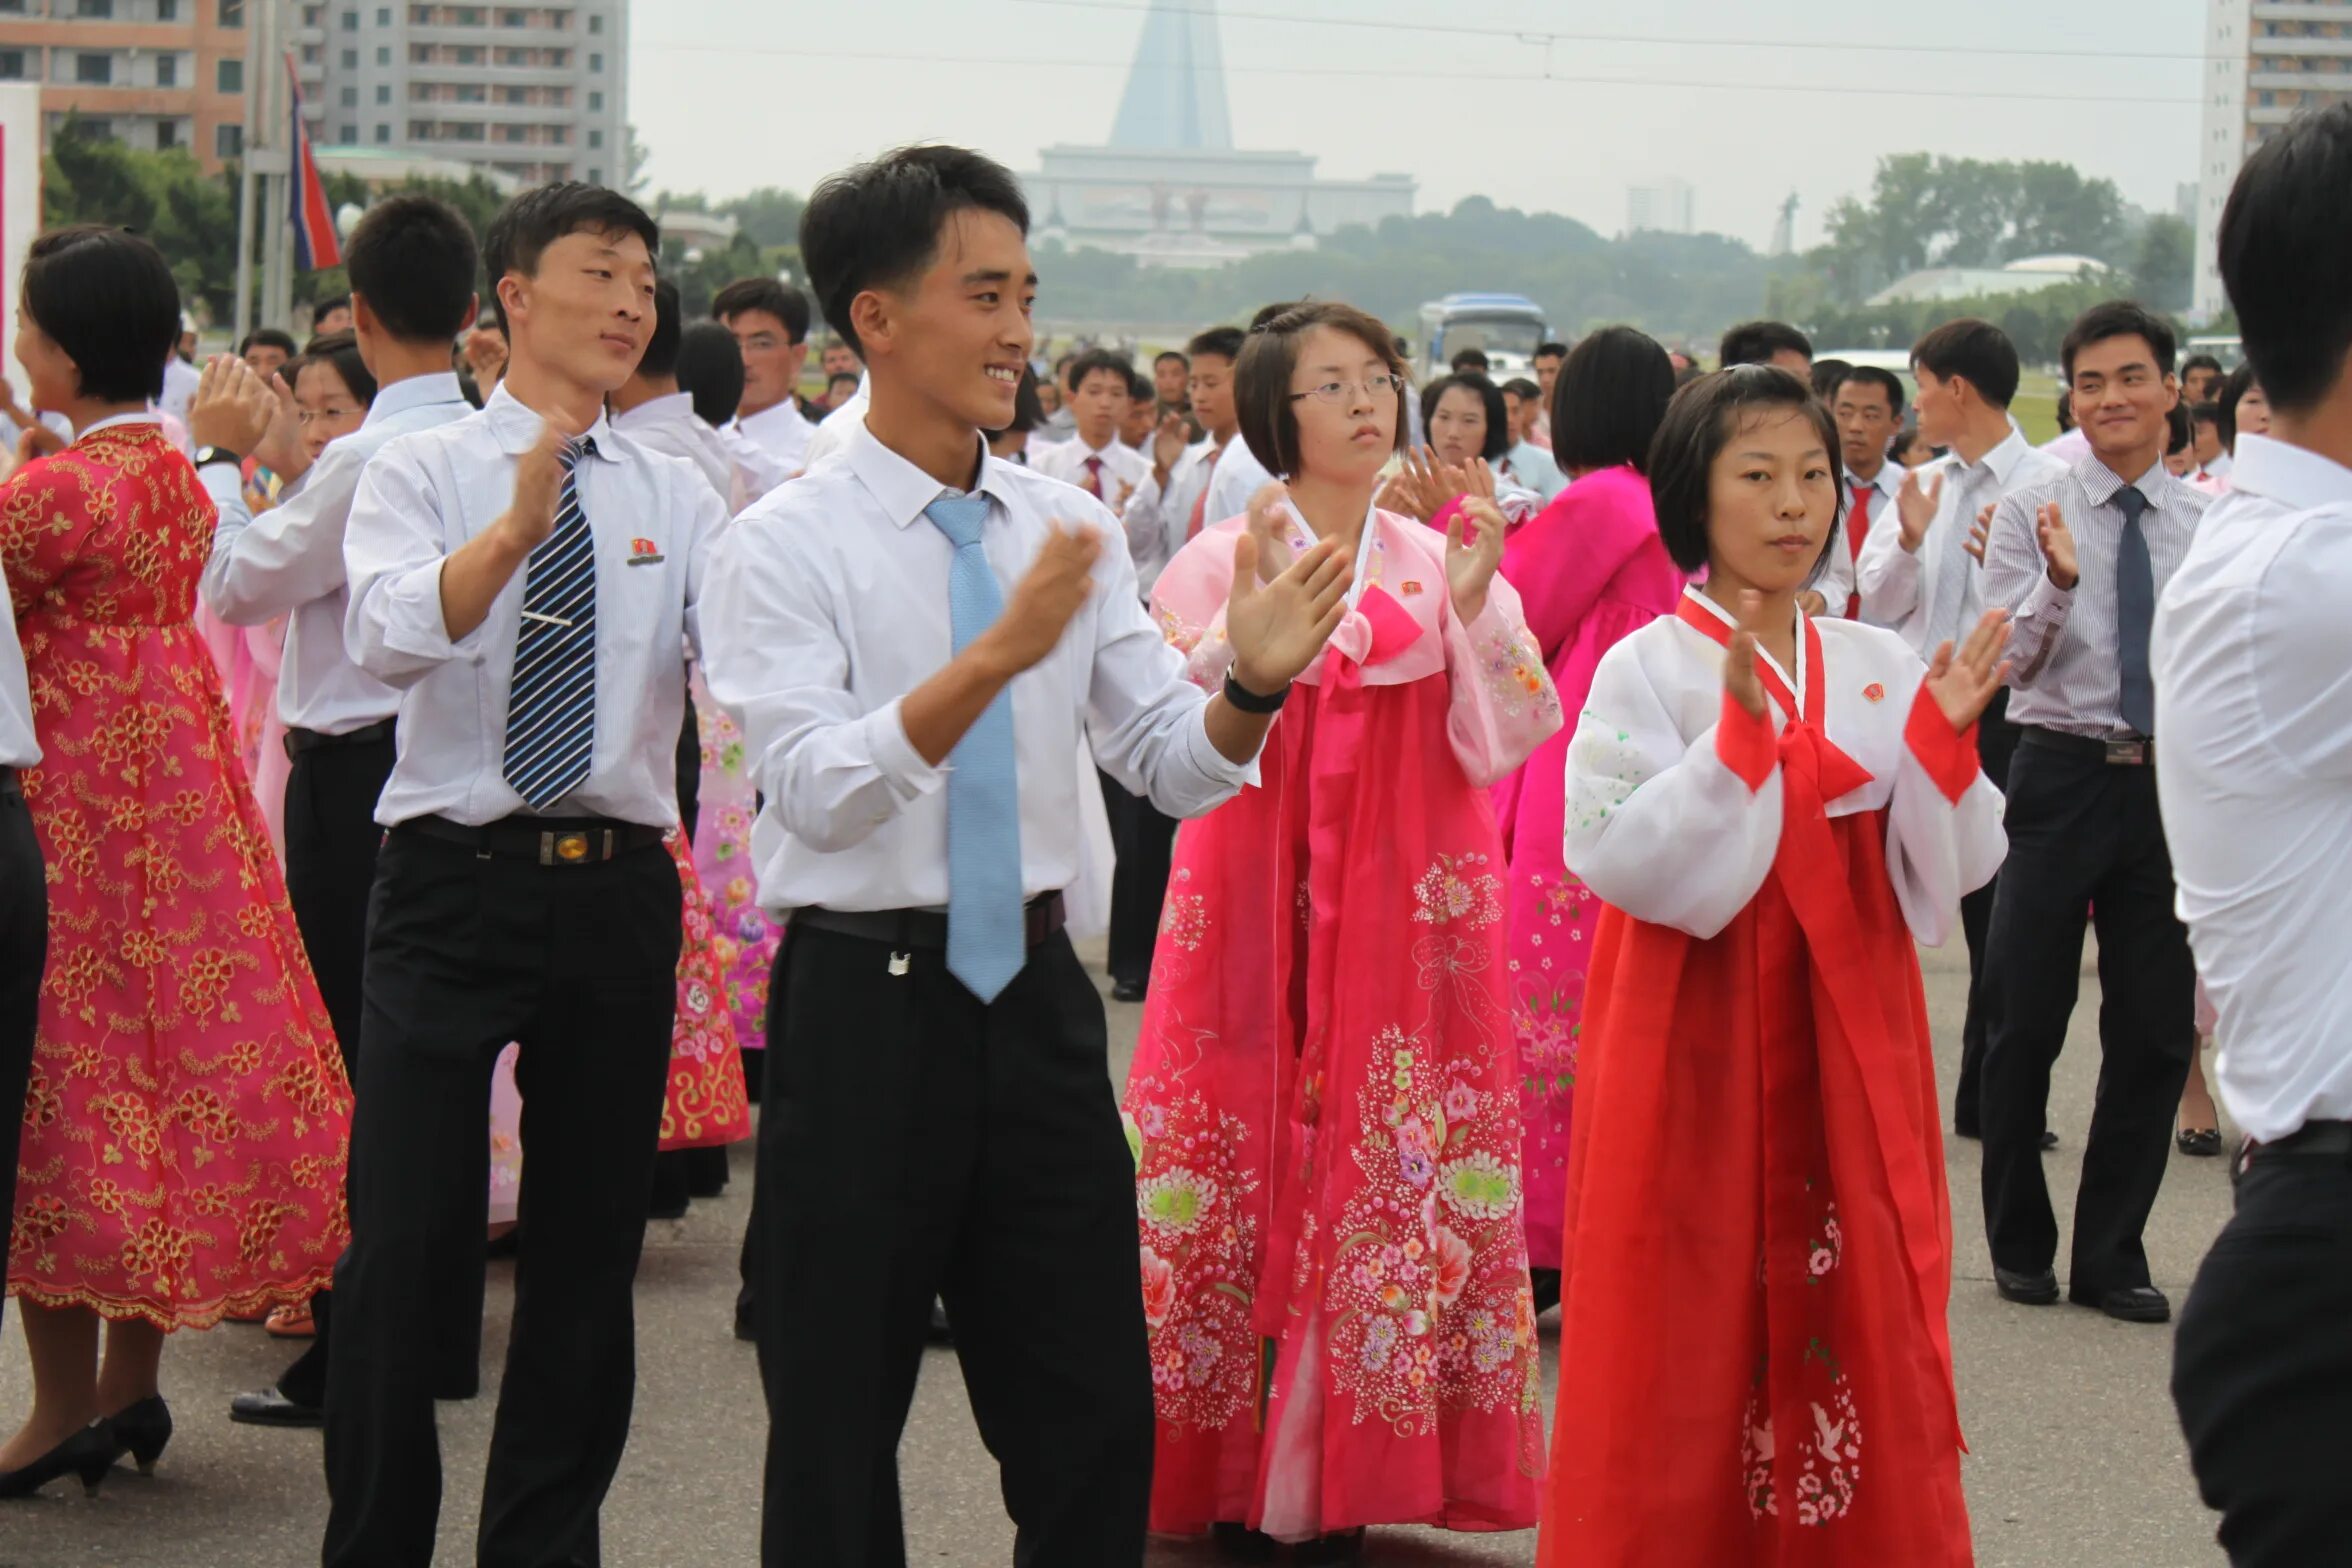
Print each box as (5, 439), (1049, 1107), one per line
(200, 448), (361, 626)
(342, 437), (485, 686)
(1813, 535), (1856, 619)
(1856, 499), (1922, 623)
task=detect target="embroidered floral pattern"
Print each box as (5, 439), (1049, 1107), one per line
(691, 674), (780, 1052)
(1126, 1080), (1264, 1431)
(1476, 621), (1561, 725)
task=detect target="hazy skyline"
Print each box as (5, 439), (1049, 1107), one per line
(630, 0), (2207, 253)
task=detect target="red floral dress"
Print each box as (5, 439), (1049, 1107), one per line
(3, 422), (351, 1328)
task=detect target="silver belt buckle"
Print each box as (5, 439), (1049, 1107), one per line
(2104, 739), (2147, 767)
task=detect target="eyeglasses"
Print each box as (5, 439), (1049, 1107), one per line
(296, 406), (365, 426)
(1288, 373), (1407, 405)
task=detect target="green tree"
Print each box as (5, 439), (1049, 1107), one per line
(718, 187), (809, 249)
(2132, 214), (2194, 312)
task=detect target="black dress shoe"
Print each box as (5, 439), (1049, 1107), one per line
(1209, 1522), (1279, 1561)
(229, 1386), (324, 1429)
(2074, 1284), (2170, 1323)
(928, 1298), (954, 1345)
(0, 1423), (116, 1500)
(1994, 1265), (2059, 1305)
(2041, 1129), (2060, 1151)
(104, 1395), (172, 1473)
(1292, 1531), (1367, 1564)
(1528, 1267), (1561, 1316)
(1110, 977), (1148, 1004)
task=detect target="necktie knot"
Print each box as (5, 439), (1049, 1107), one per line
(2115, 484), (2148, 526)
(924, 493), (991, 550)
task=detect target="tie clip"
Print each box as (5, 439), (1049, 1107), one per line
(520, 610), (574, 628)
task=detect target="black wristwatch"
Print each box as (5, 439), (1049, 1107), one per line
(1222, 668), (1291, 714)
(192, 445), (244, 471)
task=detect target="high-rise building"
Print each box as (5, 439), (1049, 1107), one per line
(2194, 0), (2352, 321)
(0, 0), (252, 170)
(1626, 178), (1695, 237)
(306, 2), (628, 187)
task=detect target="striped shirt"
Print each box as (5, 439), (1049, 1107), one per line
(1982, 455), (2208, 740)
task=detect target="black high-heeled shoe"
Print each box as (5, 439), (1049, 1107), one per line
(104, 1395), (173, 1474)
(0, 1422), (117, 1500)
(1291, 1530), (1367, 1564)
(1209, 1521), (1279, 1561)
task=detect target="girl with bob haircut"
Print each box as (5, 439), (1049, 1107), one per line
(1123, 300), (1559, 1560)
(1538, 366), (2008, 1566)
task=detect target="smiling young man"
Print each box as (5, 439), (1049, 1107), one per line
(322, 183), (726, 1567)
(1977, 300), (2210, 1327)
(716, 274), (816, 483)
(701, 144), (1350, 1568)
(1030, 345), (1148, 507)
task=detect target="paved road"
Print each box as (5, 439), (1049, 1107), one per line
(2, 937), (2233, 1566)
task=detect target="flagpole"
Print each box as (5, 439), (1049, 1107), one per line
(231, 0), (262, 345)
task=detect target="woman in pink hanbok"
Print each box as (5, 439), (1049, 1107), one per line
(1123, 302), (1559, 1561)
(1485, 327), (1684, 1308)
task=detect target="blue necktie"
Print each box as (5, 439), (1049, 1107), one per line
(2114, 484), (2155, 736)
(503, 437), (598, 810)
(923, 493), (1025, 1002)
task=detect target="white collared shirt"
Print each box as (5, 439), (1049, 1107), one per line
(798, 377), (872, 475)
(700, 419), (1254, 915)
(1814, 463), (1903, 622)
(78, 410), (162, 439)
(1118, 436), (1221, 599)
(342, 384), (723, 829)
(0, 607), (36, 769)
(733, 396), (813, 479)
(1028, 433), (1149, 511)
(201, 372), (473, 736)
(1203, 436), (1277, 527)
(722, 423), (793, 504)
(159, 355), (200, 428)
(612, 391), (741, 513)
(2153, 434), (2352, 1142)
(1856, 429), (2069, 657)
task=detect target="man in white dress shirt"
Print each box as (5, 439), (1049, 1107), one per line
(323, 183), (727, 1568)
(1827, 365), (1907, 619)
(1860, 318), (2068, 1140)
(717, 275), (816, 483)
(0, 611), (41, 1337)
(193, 193), (487, 1433)
(612, 277), (742, 512)
(1028, 346), (1147, 509)
(2161, 103), (2352, 1563)
(702, 144), (1351, 1568)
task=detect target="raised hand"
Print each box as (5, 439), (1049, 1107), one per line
(1896, 468), (1943, 553)
(1461, 455), (1498, 502)
(465, 324), (508, 386)
(1723, 588), (1770, 720)
(190, 355), (277, 456)
(1242, 481), (1296, 583)
(495, 420), (576, 554)
(1151, 411), (1191, 476)
(1963, 500), (1997, 565)
(1227, 532), (1351, 695)
(2036, 501), (2079, 590)
(985, 521), (1104, 675)
(1925, 608), (2013, 730)
(1445, 495), (1507, 624)
(253, 370), (309, 480)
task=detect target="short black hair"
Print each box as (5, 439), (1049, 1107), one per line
(799, 144), (1029, 361)
(674, 319), (746, 428)
(312, 293), (351, 318)
(638, 276), (684, 379)
(1910, 317), (2021, 409)
(2165, 402), (2194, 456)
(1420, 371), (1512, 462)
(1718, 320), (1812, 369)
(22, 226), (180, 402)
(1064, 346), (1132, 397)
(2180, 353), (2225, 381)
(1126, 366), (1155, 403)
(342, 192), (479, 344)
(986, 366), (1046, 439)
(1236, 300), (1409, 478)
(711, 276), (811, 344)
(2060, 299), (2177, 384)
(831, 370), (866, 393)
(2219, 101), (2352, 414)
(2054, 387), (2075, 433)
(294, 331), (379, 408)
(2189, 400), (2221, 431)
(1834, 365), (1907, 418)
(1501, 377), (1541, 402)
(240, 327), (299, 359)
(1533, 341), (1569, 364)
(483, 183), (660, 314)
(1185, 325), (1245, 363)
(1553, 324), (1675, 476)
(1449, 347), (1491, 374)
(1809, 359), (1853, 401)
(1153, 349), (1188, 368)
(1649, 365), (1841, 577)
(2216, 364), (2261, 449)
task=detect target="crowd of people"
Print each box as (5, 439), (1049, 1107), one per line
(1, 102), (2347, 1568)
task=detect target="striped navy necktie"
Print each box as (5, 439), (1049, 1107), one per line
(503, 436), (598, 810)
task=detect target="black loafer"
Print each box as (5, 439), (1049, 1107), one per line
(2075, 1284), (2170, 1323)
(2178, 1127), (2224, 1157)
(228, 1386), (324, 1429)
(2041, 1129), (2060, 1151)
(1994, 1266), (2059, 1305)
(1110, 978), (1148, 1004)
(928, 1299), (954, 1345)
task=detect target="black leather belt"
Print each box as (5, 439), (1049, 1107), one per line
(284, 717), (395, 761)
(792, 892), (1067, 952)
(2237, 1118), (2352, 1182)
(2019, 726), (2154, 767)
(0, 765), (18, 800)
(395, 813), (668, 866)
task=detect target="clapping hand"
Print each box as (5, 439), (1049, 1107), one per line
(1722, 589), (1773, 721)
(190, 355), (276, 456)
(1241, 481), (1296, 583)
(1150, 411), (1191, 477)
(2036, 502), (2079, 590)
(496, 420), (577, 553)
(1445, 495), (1507, 624)
(985, 522), (1103, 675)
(1963, 501), (1997, 565)
(1925, 609), (2013, 731)
(1227, 530), (1351, 696)
(1896, 468), (1942, 553)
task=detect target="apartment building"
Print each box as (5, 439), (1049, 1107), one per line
(2194, 0), (2352, 320)
(0, 0), (252, 169)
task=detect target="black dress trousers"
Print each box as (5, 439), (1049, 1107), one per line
(754, 924), (1152, 1568)
(0, 778), (46, 1333)
(1951, 687), (2020, 1135)
(1097, 768), (1177, 988)
(1978, 733), (2196, 1297)
(322, 825), (682, 1568)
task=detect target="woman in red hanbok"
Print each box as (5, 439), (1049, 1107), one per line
(1124, 302), (1559, 1560)
(1, 228), (349, 1496)
(1538, 367), (2008, 1566)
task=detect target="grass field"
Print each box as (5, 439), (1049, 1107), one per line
(2012, 371), (2062, 445)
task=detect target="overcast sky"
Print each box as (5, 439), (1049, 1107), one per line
(628, 0), (2207, 250)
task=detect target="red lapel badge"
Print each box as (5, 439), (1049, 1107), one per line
(1862, 682), (1886, 704)
(626, 536), (664, 567)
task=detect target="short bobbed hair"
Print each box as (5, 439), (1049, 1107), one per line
(1553, 325), (1674, 476)
(1419, 372), (1512, 462)
(1234, 300), (1410, 479)
(1648, 365), (1842, 578)
(23, 225), (180, 403)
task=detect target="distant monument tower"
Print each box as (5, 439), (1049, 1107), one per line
(1021, 0), (1414, 269)
(1769, 192), (1800, 258)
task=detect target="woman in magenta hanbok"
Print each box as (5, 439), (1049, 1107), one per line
(1122, 303), (1559, 1560)
(1485, 328), (1684, 1306)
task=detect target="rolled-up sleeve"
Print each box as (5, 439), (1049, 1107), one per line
(342, 437), (485, 685)
(701, 519), (946, 854)
(1084, 532), (1255, 819)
